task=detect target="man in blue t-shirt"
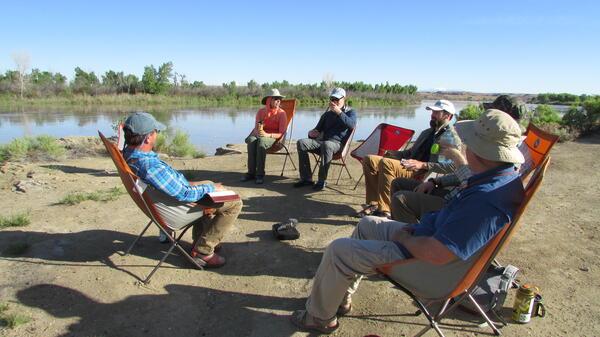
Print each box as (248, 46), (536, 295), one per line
(290, 109), (526, 334)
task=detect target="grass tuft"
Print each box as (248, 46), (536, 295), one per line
(152, 129), (205, 158)
(0, 303), (31, 329)
(0, 212), (31, 228)
(59, 186), (126, 205)
(1, 312), (31, 329)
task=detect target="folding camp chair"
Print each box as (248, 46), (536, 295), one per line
(374, 157), (551, 337)
(98, 131), (206, 284)
(310, 126), (357, 185)
(350, 123), (415, 189)
(266, 99), (297, 176)
(518, 122), (559, 182)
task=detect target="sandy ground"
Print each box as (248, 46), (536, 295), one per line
(0, 134), (599, 337)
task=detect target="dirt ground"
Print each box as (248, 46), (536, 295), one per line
(0, 134), (599, 337)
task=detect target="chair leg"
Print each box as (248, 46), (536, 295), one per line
(280, 145), (297, 176)
(126, 220), (153, 255)
(467, 294), (502, 335)
(283, 145), (296, 170)
(353, 173), (364, 190)
(414, 299), (451, 337)
(143, 240), (178, 284)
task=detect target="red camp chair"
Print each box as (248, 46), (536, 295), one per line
(350, 123), (415, 189)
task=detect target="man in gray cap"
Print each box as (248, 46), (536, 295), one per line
(294, 87), (357, 190)
(290, 109), (525, 334)
(390, 95), (526, 223)
(121, 112), (242, 268)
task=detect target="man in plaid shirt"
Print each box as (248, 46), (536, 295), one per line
(122, 112), (242, 268)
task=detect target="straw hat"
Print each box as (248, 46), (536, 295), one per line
(455, 109), (524, 164)
(261, 88), (285, 104)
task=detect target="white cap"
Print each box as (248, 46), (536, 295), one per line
(426, 99), (455, 115)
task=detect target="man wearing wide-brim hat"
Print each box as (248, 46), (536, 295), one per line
(390, 96), (527, 224)
(291, 109), (525, 334)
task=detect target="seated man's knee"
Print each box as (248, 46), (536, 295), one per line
(326, 238), (354, 257)
(363, 155), (380, 171)
(297, 138), (309, 151)
(356, 216), (383, 234)
(379, 157), (397, 171)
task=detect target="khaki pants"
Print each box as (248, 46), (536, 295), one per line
(362, 155), (416, 212)
(305, 216), (409, 320)
(390, 177), (448, 224)
(245, 135), (277, 177)
(148, 180), (242, 255)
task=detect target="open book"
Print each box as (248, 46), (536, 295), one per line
(206, 190), (240, 203)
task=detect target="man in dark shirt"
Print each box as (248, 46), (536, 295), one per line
(294, 87), (357, 190)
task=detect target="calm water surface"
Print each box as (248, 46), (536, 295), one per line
(0, 100), (531, 155)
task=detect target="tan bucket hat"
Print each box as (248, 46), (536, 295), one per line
(261, 88), (285, 105)
(455, 109), (524, 164)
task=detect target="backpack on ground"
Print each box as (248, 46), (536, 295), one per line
(460, 264), (519, 316)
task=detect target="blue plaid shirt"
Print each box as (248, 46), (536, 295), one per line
(122, 147), (215, 202)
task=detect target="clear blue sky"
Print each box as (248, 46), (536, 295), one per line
(1, 0), (599, 94)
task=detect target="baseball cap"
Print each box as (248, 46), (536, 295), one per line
(124, 112), (166, 135)
(426, 99), (456, 115)
(454, 109), (524, 164)
(330, 87), (346, 99)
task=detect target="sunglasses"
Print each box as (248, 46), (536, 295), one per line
(330, 97), (341, 102)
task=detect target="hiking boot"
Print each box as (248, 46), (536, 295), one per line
(191, 251), (226, 268)
(293, 179), (314, 188)
(240, 173), (255, 182)
(312, 181), (327, 191)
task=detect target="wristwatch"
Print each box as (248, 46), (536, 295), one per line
(428, 178), (439, 188)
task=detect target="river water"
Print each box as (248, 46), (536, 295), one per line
(0, 101), (563, 155)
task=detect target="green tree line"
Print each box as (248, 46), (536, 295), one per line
(458, 98), (600, 140)
(533, 93), (599, 105)
(0, 61), (418, 104)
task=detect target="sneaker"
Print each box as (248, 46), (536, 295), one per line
(191, 251), (226, 268)
(255, 176), (264, 184)
(158, 230), (174, 243)
(312, 181), (327, 191)
(293, 179), (314, 188)
(240, 173), (255, 182)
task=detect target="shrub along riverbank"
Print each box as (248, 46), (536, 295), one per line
(458, 98), (600, 141)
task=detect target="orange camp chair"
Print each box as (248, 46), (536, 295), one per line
(266, 99), (297, 176)
(518, 122), (559, 182)
(350, 123), (415, 189)
(98, 131), (206, 284)
(310, 126), (357, 185)
(374, 157), (551, 337)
